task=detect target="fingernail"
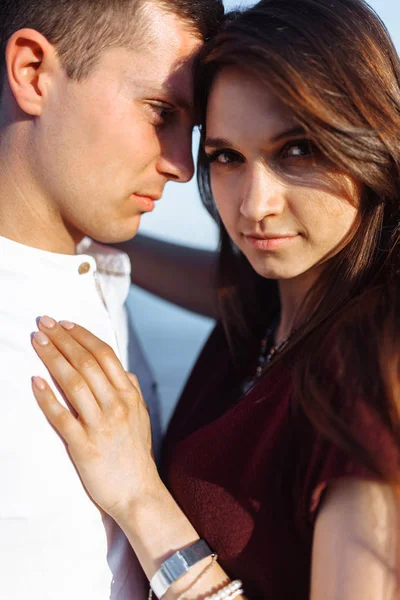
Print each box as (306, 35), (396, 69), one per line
(40, 316), (56, 328)
(32, 376), (46, 390)
(34, 331), (50, 346)
(59, 320), (75, 330)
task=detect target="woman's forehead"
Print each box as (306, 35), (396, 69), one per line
(206, 67), (298, 142)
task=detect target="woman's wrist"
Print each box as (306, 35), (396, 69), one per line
(103, 457), (163, 524)
(110, 482), (245, 600)
(114, 479), (201, 571)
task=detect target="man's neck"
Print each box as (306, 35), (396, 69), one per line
(0, 149), (80, 255)
(0, 217), (79, 255)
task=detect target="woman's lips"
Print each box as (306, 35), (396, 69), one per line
(243, 234), (298, 250)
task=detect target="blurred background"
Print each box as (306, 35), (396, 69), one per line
(127, 0), (400, 431)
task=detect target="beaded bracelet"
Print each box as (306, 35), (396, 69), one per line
(205, 579), (243, 600)
(227, 590), (244, 600)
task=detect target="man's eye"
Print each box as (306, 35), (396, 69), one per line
(281, 139), (315, 159)
(205, 149), (243, 166)
(147, 103), (175, 126)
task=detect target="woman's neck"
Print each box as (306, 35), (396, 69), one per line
(275, 267), (321, 343)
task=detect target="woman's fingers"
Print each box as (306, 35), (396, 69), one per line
(126, 372), (143, 398)
(31, 376), (87, 446)
(42, 318), (132, 393)
(31, 321), (157, 519)
(32, 330), (103, 425)
(37, 316), (122, 407)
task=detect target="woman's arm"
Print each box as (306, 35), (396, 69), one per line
(311, 478), (400, 600)
(31, 317), (244, 600)
(114, 235), (219, 319)
(31, 317), (400, 599)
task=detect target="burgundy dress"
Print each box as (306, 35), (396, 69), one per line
(162, 324), (400, 600)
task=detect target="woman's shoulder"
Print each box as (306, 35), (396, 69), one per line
(318, 281), (399, 399)
(328, 281), (399, 348)
(293, 282), (400, 525)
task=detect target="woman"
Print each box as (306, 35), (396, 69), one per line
(30, 0), (400, 598)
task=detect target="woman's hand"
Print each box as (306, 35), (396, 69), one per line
(31, 316), (161, 521)
(31, 318), (242, 598)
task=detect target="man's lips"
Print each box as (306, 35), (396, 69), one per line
(131, 193), (161, 212)
(243, 233), (299, 250)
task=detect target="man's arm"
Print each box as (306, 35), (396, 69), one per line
(114, 235), (219, 319)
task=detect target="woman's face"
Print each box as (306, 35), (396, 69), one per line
(205, 68), (361, 283)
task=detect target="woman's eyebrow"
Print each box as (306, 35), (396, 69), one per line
(203, 137), (231, 149)
(204, 126), (306, 150)
(270, 125), (306, 143)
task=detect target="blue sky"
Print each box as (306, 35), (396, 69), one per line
(139, 0), (400, 250)
(224, 0), (400, 48)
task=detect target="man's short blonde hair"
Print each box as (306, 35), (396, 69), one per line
(0, 0), (223, 83)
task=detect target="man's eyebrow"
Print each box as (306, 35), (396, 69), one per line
(158, 85), (192, 113)
(204, 126), (306, 149)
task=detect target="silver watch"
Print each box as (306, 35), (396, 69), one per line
(150, 539), (214, 598)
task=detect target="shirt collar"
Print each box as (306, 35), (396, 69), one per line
(77, 237), (131, 278)
(0, 235), (131, 279)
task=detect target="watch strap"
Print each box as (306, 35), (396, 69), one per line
(150, 539), (214, 598)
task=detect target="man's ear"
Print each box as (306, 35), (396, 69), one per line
(5, 28), (58, 117)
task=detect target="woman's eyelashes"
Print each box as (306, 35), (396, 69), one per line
(280, 139), (317, 161)
(204, 139), (319, 168)
(204, 148), (244, 166)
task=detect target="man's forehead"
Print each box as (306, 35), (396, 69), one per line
(141, 49), (198, 104)
(126, 69), (195, 111)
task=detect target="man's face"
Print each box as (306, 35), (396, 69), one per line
(32, 4), (201, 244)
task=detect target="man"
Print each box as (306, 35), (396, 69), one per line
(0, 0), (223, 598)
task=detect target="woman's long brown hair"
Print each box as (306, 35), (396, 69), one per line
(195, 0), (400, 480)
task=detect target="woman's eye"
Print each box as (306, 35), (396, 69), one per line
(205, 149), (243, 166)
(281, 139), (315, 159)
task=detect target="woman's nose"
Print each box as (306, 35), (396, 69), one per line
(239, 166), (285, 222)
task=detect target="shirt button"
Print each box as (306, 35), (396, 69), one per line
(78, 262), (91, 275)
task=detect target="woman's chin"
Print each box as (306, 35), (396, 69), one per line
(250, 262), (305, 282)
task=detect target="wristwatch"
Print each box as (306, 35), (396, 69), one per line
(150, 539), (215, 598)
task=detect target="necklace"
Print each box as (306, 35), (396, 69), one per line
(242, 315), (290, 395)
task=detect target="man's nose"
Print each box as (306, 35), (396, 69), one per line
(157, 130), (195, 183)
(240, 166), (285, 222)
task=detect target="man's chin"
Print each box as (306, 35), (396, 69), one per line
(87, 216), (142, 245)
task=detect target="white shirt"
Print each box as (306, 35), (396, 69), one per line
(0, 235), (160, 600)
